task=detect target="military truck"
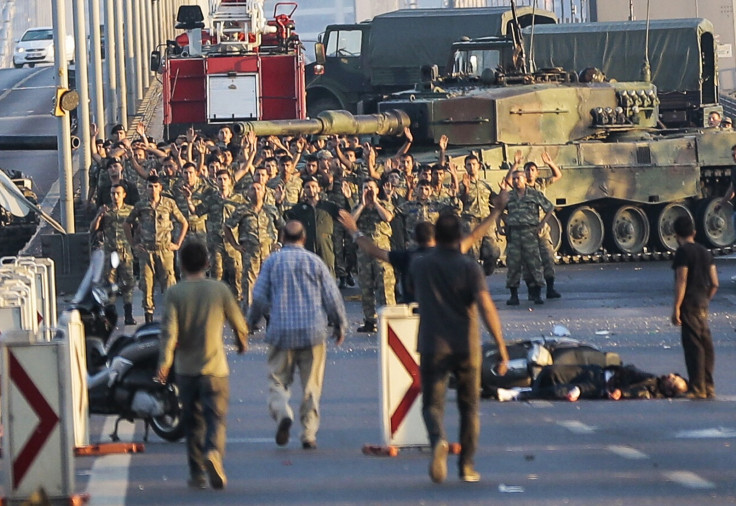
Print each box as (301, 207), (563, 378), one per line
(305, 6), (556, 117)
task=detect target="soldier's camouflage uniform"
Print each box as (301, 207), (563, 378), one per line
(225, 202), (284, 309)
(505, 188), (553, 289)
(126, 195), (187, 314)
(398, 197), (462, 247)
(171, 177), (211, 244)
(459, 178), (501, 275)
(354, 199), (395, 324)
(524, 177), (557, 281)
(100, 203), (135, 304)
(194, 190), (247, 300)
(267, 175), (303, 209)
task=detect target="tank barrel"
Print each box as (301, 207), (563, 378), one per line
(233, 109), (411, 137)
(0, 135), (80, 150)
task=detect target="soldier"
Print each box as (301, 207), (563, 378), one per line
(501, 170), (554, 306)
(398, 180), (462, 247)
(268, 155), (302, 209)
(96, 158), (140, 209)
(124, 175), (189, 323)
(321, 161), (357, 288)
(352, 179), (395, 333)
(224, 182), (283, 312)
(193, 170), (246, 300)
(175, 162), (210, 244)
(523, 152), (562, 299)
(285, 177), (340, 275)
(90, 184), (137, 325)
(458, 153), (501, 276)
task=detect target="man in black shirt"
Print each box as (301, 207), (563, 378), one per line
(671, 216), (719, 398)
(409, 213), (508, 485)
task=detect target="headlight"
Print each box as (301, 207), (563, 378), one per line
(16, 47), (25, 53)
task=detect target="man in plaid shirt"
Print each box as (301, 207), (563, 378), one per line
(248, 220), (348, 450)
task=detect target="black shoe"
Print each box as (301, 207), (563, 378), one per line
(506, 288), (519, 306)
(357, 322), (377, 333)
(530, 286), (544, 305)
(276, 417), (292, 446)
(124, 315), (137, 326)
(187, 474), (207, 489)
(144, 312), (154, 324)
(345, 273), (355, 287)
(339, 277), (347, 289)
(545, 277), (561, 299)
(302, 440), (317, 450)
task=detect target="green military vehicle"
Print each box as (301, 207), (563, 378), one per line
(375, 16), (735, 257)
(305, 6), (556, 117)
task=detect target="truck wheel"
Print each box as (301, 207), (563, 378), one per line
(308, 97), (341, 118)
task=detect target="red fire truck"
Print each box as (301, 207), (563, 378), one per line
(157, 0), (306, 140)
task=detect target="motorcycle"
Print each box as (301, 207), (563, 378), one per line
(67, 249), (184, 442)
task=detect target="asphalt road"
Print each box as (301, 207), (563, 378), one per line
(70, 258), (736, 505)
(0, 66), (61, 198)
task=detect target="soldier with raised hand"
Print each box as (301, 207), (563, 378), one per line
(90, 184), (137, 325)
(523, 151), (563, 299)
(352, 179), (395, 333)
(193, 170), (247, 300)
(175, 162), (211, 245)
(501, 170), (554, 306)
(458, 153), (501, 276)
(224, 182), (284, 314)
(125, 175), (189, 323)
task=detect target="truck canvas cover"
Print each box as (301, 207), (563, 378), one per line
(524, 18), (715, 94)
(369, 6), (556, 87)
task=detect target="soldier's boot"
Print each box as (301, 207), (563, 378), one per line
(530, 286), (544, 305)
(525, 280), (533, 301)
(144, 312), (154, 324)
(345, 273), (355, 287)
(545, 277), (561, 299)
(124, 303), (137, 326)
(506, 287), (520, 306)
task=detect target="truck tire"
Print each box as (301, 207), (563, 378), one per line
(308, 96), (341, 118)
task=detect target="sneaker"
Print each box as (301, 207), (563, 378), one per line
(302, 440), (317, 450)
(496, 388), (519, 402)
(429, 440), (449, 484)
(204, 450), (227, 490)
(357, 322), (377, 333)
(459, 466), (481, 483)
(566, 386), (581, 402)
(276, 417), (292, 446)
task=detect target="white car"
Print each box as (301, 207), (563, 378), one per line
(13, 27), (75, 68)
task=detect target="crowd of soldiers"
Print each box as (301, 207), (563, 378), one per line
(87, 122), (562, 330)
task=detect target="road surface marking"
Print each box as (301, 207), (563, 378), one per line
(675, 427), (736, 439)
(607, 445), (648, 459)
(227, 437), (277, 444)
(557, 420), (596, 434)
(84, 416), (133, 505)
(0, 68), (47, 102)
(663, 471), (716, 489)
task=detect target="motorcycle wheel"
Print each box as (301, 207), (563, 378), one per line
(149, 383), (185, 442)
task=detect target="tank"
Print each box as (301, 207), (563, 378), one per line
(237, 16), (736, 259)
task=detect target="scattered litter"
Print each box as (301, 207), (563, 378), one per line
(595, 330), (610, 336)
(551, 325), (571, 337)
(499, 484), (524, 493)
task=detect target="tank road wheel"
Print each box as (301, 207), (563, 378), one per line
(547, 211), (562, 252)
(651, 203), (693, 252)
(606, 205), (649, 254)
(696, 198), (736, 248)
(563, 206), (604, 255)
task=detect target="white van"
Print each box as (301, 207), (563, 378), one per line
(13, 27), (75, 68)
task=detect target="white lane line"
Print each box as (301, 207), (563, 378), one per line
(0, 68), (47, 101)
(227, 437), (275, 444)
(557, 420), (596, 434)
(607, 445), (648, 460)
(663, 471), (716, 489)
(84, 416), (134, 505)
(0, 114), (51, 121)
(675, 427), (736, 439)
